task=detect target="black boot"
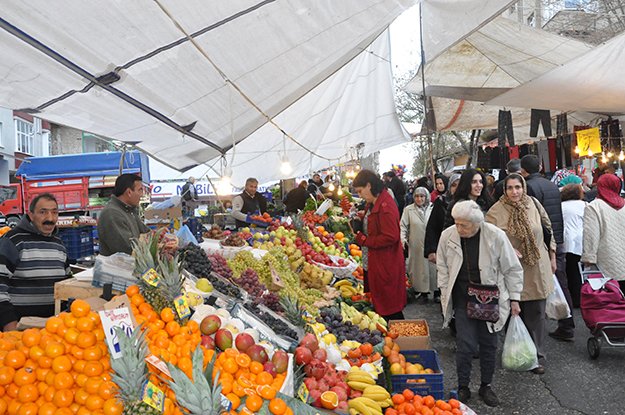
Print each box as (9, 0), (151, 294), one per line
(458, 386), (471, 403)
(478, 385), (500, 407)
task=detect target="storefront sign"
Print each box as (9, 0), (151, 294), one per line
(149, 180), (268, 198)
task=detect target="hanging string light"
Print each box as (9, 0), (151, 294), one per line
(279, 134), (292, 176)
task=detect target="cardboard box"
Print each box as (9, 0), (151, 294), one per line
(144, 206), (182, 220)
(389, 319), (431, 350)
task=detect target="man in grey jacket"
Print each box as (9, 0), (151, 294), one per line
(98, 174), (150, 256)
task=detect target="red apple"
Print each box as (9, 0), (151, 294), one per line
(234, 333), (255, 353)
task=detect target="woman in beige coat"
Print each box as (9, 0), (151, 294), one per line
(400, 187), (435, 300)
(485, 173), (556, 375)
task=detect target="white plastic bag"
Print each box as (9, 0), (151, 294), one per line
(545, 275), (571, 320)
(502, 315), (538, 371)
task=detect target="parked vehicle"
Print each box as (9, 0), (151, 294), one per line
(0, 151), (150, 226)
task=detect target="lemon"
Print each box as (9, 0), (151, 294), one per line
(323, 333), (337, 345)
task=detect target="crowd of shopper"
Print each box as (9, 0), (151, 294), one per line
(349, 155), (625, 408)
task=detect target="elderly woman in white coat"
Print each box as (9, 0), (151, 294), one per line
(401, 187), (435, 301)
(437, 200), (523, 407)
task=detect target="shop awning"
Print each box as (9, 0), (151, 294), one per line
(405, 16), (593, 134)
(488, 30), (625, 113)
(0, 0), (415, 182)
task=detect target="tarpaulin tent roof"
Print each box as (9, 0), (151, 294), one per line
(405, 16), (593, 135)
(0, 0), (415, 181)
(16, 151), (150, 181)
(420, 0), (516, 61)
(488, 29), (625, 113)
(149, 30), (412, 184)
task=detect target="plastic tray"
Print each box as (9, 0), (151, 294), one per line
(390, 350), (444, 399)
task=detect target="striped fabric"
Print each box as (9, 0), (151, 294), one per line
(0, 218), (70, 310)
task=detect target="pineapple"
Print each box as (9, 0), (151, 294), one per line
(110, 326), (161, 415)
(165, 347), (224, 414)
(291, 214), (309, 242)
(131, 232), (185, 316)
(280, 295), (306, 328)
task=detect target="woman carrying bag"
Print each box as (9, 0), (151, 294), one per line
(486, 173), (556, 375)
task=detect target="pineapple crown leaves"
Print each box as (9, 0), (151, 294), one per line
(110, 324), (149, 402)
(165, 347), (224, 415)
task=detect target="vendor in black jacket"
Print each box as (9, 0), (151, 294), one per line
(520, 155), (574, 341)
(231, 177), (268, 228)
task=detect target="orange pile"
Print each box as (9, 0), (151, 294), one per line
(385, 390), (462, 415)
(126, 285), (293, 415)
(213, 348), (291, 415)
(0, 299), (123, 415)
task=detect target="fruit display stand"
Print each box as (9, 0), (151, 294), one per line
(389, 350), (444, 399)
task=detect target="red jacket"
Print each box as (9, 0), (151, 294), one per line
(362, 189), (406, 316)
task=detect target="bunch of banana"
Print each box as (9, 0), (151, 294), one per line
(348, 397), (384, 415)
(362, 385), (393, 408)
(334, 279), (358, 298)
(346, 366), (375, 391)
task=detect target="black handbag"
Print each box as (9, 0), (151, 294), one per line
(463, 238), (500, 322)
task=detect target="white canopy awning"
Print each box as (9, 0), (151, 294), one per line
(420, 0), (515, 61)
(488, 29), (625, 113)
(151, 31), (411, 184)
(405, 16), (593, 134)
(0, 0), (415, 179)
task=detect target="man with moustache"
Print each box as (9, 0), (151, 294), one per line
(0, 193), (71, 331)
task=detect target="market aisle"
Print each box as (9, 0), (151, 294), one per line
(404, 298), (625, 414)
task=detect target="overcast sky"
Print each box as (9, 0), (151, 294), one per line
(378, 5), (421, 178)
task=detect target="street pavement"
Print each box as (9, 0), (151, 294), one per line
(403, 297), (625, 415)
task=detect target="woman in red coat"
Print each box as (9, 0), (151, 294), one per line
(352, 170), (406, 320)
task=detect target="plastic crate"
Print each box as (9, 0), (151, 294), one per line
(390, 350), (444, 399)
(58, 226), (94, 260)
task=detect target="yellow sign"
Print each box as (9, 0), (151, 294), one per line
(576, 127), (602, 157)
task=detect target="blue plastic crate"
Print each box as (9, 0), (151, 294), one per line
(58, 226), (95, 260)
(390, 350), (444, 399)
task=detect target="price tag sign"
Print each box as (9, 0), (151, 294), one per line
(142, 380), (165, 412)
(145, 355), (171, 378)
(142, 268), (161, 287)
(173, 294), (191, 319)
(220, 394), (232, 412)
(99, 308), (135, 360)
(297, 382), (310, 403)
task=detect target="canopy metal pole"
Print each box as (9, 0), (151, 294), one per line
(418, 3), (437, 179)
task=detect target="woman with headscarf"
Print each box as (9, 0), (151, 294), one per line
(401, 187), (435, 301)
(486, 173), (556, 375)
(582, 174), (625, 292)
(430, 174), (449, 202)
